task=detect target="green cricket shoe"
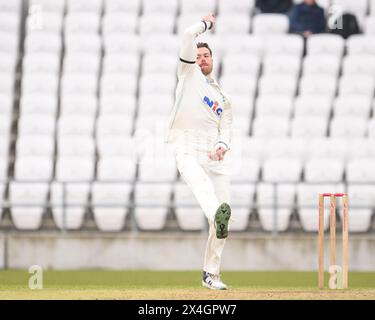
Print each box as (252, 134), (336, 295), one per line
(215, 203), (231, 239)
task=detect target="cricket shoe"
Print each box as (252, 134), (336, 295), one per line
(215, 203), (231, 239)
(202, 271), (228, 290)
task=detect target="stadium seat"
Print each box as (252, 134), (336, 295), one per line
(221, 34), (263, 57)
(143, 0), (179, 15)
(18, 114), (56, 136)
(23, 52), (60, 75)
(339, 75), (375, 97)
(63, 53), (100, 77)
(255, 95), (294, 118)
(293, 94), (332, 118)
(60, 94), (98, 117)
(307, 33), (345, 57)
(103, 53), (140, 75)
(330, 116), (368, 138)
(219, 74), (257, 96)
(91, 182), (133, 232)
(0, 0), (22, 12)
(229, 183), (255, 231)
(104, 0), (141, 14)
(229, 94), (254, 117)
(369, 118), (375, 138)
(61, 73), (98, 96)
(302, 54), (341, 77)
(252, 14), (289, 35)
(309, 138), (348, 160)
(258, 74), (297, 97)
(231, 115), (251, 136)
(0, 12), (20, 35)
(138, 94), (174, 117)
(102, 13), (138, 36)
(29, 0), (65, 14)
(296, 183), (345, 231)
(0, 31), (18, 56)
(57, 136), (95, 158)
(342, 55), (375, 77)
(0, 93), (12, 116)
(0, 158), (7, 182)
(134, 182), (172, 230)
(174, 182), (205, 231)
(346, 185), (375, 232)
(262, 158), (303, 183)
(0, 52), (17, 73)
(55, 157), (95, 182)
(97, 157), (137, 182)
(9, 182), (49, 230)
(139, 13), (175, 35)
(96, 115), (133, 137)
(16, 135), (54, 157)
(346, 158), (375, 182)
(347, 139), (375, 159)
(66, 0), (103, 14)
(65, 33), (101, 55)
(221, 54), (260, 77)
(331, 0), (368, 22)
(0, 183), (5, 220)
(217, 0), (255, 14)
(142, 53), (178, 75)
(25, 33), (62, 54)
(138, 155), (177, 182)
(0, 135), (9, 158)
(333, 95), (372, 118)
(252, 116), (290, 138)
(299, 75), (337, 99)
(139, 74), (176, 96)
(179, 0), (216, 15)
(14, 156), (53, 181)
(64, 12), (100, 35)
(215, 13), (251, 34)
(0, 115), (12, 137)
(231, 157), (260, 182)
(0, 74), (14, 95)
(346, 35), (375, 55)
(57, 115), (95, 136)
(99, 94), (136, 116)
(364, 16), (375, 34)
(141, 34), (179, 54)
(100, 74), (138, 96)
(134, 115), (169, 137)
(264, 138), (307, 162)
(262, 54), (301, 77)
(257, 183), (295, 232)
(291, 116), (329, 138)
(22, 73), (58, 95)
(50, 182), (90, 230)
(264, 34), (304, 58)
(304, 158), (345, 183)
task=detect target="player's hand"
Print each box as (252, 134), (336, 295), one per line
(209, 147), (226, 161)
(202, 13), (215, 26)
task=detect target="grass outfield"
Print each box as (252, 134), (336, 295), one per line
(0, 270), (375, 300)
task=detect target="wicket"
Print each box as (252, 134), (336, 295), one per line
(318, 193), (349, 290)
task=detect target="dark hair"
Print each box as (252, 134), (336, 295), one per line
(197, 42), (212, 56)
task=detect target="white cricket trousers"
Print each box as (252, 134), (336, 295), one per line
(175, 150), (231, 276)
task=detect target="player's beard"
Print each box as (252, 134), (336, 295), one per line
(200, 64), (212, 76)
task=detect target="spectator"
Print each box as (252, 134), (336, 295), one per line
(255, 0), (293, 14)
(289, 0), (326, 38)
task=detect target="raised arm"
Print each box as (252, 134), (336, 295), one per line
(178, 13), (215, 76)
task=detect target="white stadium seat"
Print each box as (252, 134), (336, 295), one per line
(96, 115), (133, 137)
(264, 34), (304, 58)
(229, 94), (254, 117)
(65, 33), (101, 55)
(297, 183), (345, 231)
(229, 183), (255, 231)
(230, 157), (260, 182)
(342, 54), (375, 76)
(347, 139), (375, 159)
(9, 182), (49, 230)
(97, 136), (138, 158)
(0, 158), (7, 182)
(303, 54), (341, 77)
(50, 182), (90, 230)
(330, 116), (368, 138)
(309, 138), (348, 160)
(0, 74), (14, 95)
(364, 16), (375, 34)
(134, 182), (172, 230)
(138, 156), (177, 182)
(60, 94), (98, 117)
(304, 158), (345, 183)
(0, 12), (20, 34)
(218, 0), (255, 14)
(307, 34), (345, 57)
(20, 93), (58, 116)
(180, 0), (216, 15)
(143, 0), (179, 15)
(22, 73), (58, 95)
(97, 157), (137, 182)
(215, 14), (251, 34)
(0, 115), (12, 137)
(252, 14), (289, 35)
(262, 54), (301, 77)
(0, 52), (17, 73)
(333, 95), (372, 118)
(299, 75), (337, 99)
(18, 114), (55, 136)
(0, 136), (9, 157)
(346, 158), (375, 182)
(58, 136), (95, 157)
(63, 53), (100, 77)
(0, 93), (12, 116)
(66, 0), (103, 14)
(219, 75), (257, 96)
(29, 0), (65, 14)
(139, 13), (175, 35)
(141, 34), (179, 54)
(369, 118), (375, 138)
(331, 0), (368, 22)
(100, 74), (138, 96)
(99, 94), (136, 116)
(291, 116), (328, 138)
(221, 34), (263, 57)
(252, 116), (290, 137)
(91, 182), (133, 232)
(25, 33), (62, 54)
(142, 53), (178, 75)
(57, 115), (95, 136)
(347, 35), (375, 55)
(262, 158), (303, 183)
(257, 183), (296, 232)
(221, 54), (260, 77)
(61, 73), (98, 96)
(138, 94), (174, 117)
(102, 13), (138, 36)
(103, 53), (140, 76)
(265, 138), (307, 162)
(104, 0), (141, 14)
(0, 0), (22, 12)
(16, 136), (54, 157)
(174, 182), (205, 231)
(255, 95), (294, 118)
(139, 74), (176, 95)
(293, 95), (332, 118)
(55, 157), (95, 182)
(14, 156), (53, 181)
(0, 32), (18, 55)
(0, 183), (5, 220)
(26, 12), (63, 34)
(258, 75), (297, 97)
(23, 53), (60, 75)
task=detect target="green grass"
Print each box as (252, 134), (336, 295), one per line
(0, 270), (375, 299)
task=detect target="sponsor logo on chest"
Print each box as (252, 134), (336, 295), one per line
(203, 96), (223, 116)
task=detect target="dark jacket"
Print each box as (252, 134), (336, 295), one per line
(256, 0), (293, 13)
(289, 3), (326, 34)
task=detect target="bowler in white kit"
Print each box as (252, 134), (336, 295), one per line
(165, 13), (233, 290)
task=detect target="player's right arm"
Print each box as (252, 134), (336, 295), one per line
(178, 13), (215, 77)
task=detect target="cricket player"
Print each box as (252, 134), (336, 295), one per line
(165, 13), (233, 290)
